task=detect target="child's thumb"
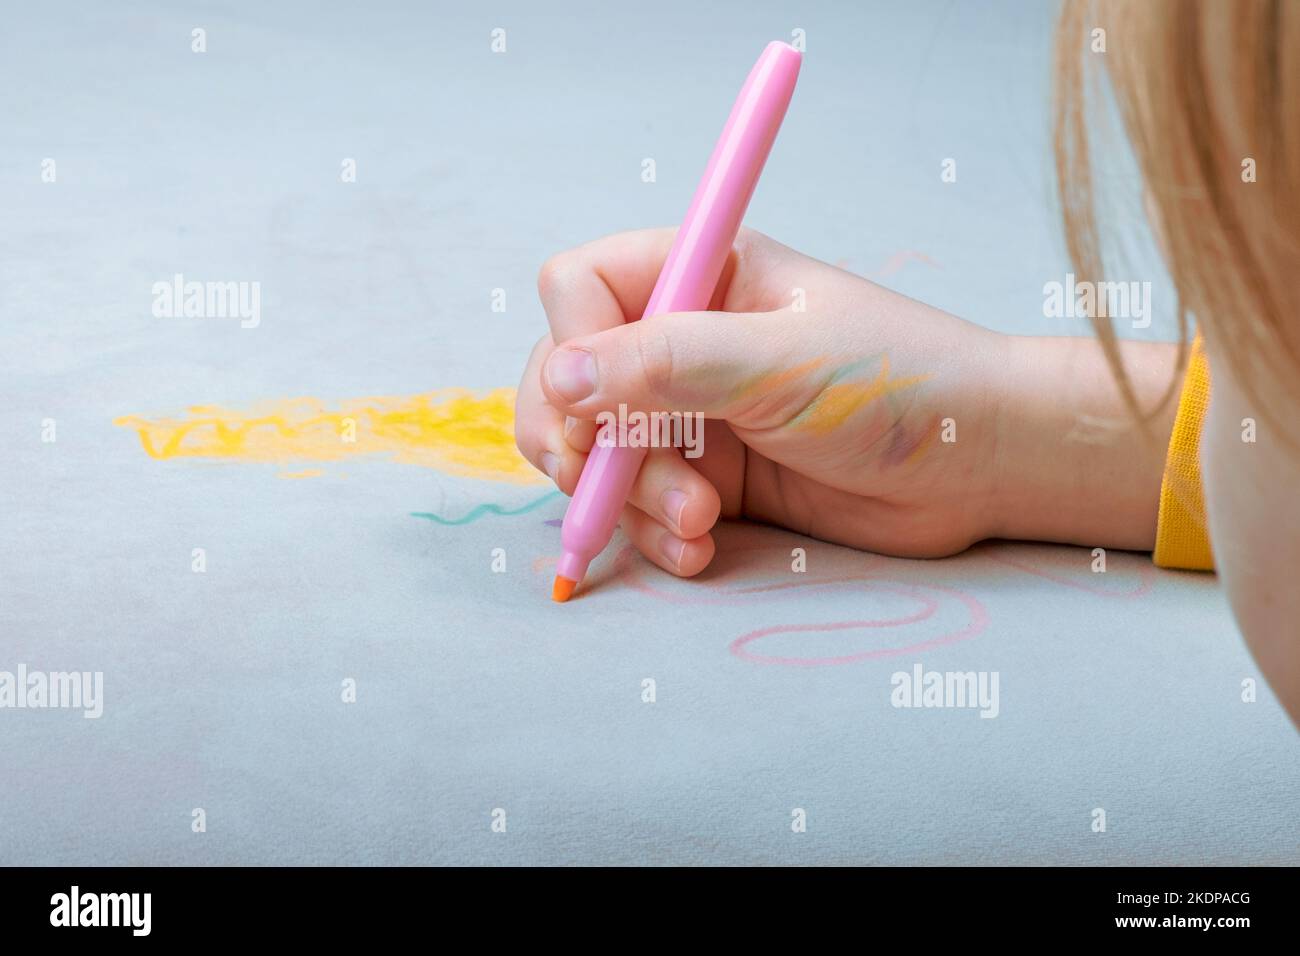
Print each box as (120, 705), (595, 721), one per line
(539, 310), (793, 422)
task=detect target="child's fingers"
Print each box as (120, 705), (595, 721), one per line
(624, 448), (721, 540)
(537, 228), (679, 344)
(620, 504), (716, 577)
(562, 415), (598, 453)
(513, 336), (587, 493)
(540, 309), (805, 428)
(537, 226), (802, 346)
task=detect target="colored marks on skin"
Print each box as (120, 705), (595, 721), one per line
(726, 352), (932, 449)
(113, 388), (545, 484)
(880, 412), (944, 468)
(728, 356), (831, 413)
(412, 491), (562, 526)
(788, 354), (931, 437)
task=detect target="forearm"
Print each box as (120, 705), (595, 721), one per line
(986, 335), (1180, 550)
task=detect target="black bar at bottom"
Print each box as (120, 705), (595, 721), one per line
(0, 865), (1287, 941)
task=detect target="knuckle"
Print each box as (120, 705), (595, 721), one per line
(635, 323), (676, 403)
(536, 251), (579, 300)
(733, 225), (768, 260)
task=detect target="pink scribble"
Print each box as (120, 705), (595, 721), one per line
(607, 529), (989, 667)
(614, 540), (886, 606)
(983, 546), (1156, 598)
(831, 251), (940, 279)
(872, 250), (940, 279)
(530, 524), (1152, 666)
(729, 582), (989, 667)
(532, 525), (990, 666)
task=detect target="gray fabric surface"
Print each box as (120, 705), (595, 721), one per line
(1, 0), (1295, 865)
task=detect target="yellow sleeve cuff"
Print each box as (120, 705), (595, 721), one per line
(1152, 335), (1214, 570)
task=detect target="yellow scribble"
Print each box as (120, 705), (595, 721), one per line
(113, 388), (544, 485)
(278, 469), (324, 480)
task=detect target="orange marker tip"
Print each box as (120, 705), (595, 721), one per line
(552, 575), (578, 603)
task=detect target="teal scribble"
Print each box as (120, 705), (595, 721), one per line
(411, 491), (562, 526)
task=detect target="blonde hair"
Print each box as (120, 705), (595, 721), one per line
(1054, 0), (1300, 435)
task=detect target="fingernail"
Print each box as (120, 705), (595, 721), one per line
(660, 488), (688, 532)
(540, 452), (560, 482)
(545, 348), (597, 403)
(658, 532), (687, 568)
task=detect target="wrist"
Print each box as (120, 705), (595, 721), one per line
(983, 335), (1175, 550)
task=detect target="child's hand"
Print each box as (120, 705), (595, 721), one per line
(515, 228), (1172, 576)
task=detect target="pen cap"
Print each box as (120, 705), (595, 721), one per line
(642, 41), (802, 319)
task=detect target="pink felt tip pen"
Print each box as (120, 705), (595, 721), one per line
(552, 40), (801, 602)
